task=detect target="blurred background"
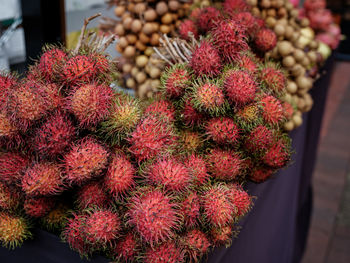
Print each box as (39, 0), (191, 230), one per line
(0, 0), (349, 262)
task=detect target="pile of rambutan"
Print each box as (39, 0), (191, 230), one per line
(0, 9), (292, 263)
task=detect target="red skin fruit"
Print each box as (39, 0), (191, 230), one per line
(21, 162), (64, 197)
(182, 229), (211, 260)
(113, 233), (139, 262)
(260, 67), (286, 93)
(85, 210), (120, 246)
(24, 197), (55, 218)
(197, 7), (221, 33)
(145, 100), (176, 122)
(0, 182), (21, 211)
(38, 48), (67, 81)
(263, 140), (290, 168)
(38, 83), (64, 111)
(182, 99), (205, 127)
(0, 74), (17, 110)
(60, 55), (97, 85)
(282, 102), (294, 120)
(227, 184), (252, 217)
(0, 152), (29, 185)
(190, 41), (222, 77)
(63, 137), (109, 186)
(250, 166), (275, 182)
(206, 117), (240, 144)
(148, 158), (191, 192)
(211, 20), (249, 63)
(223, 0), (250, 14)
(304, 0), (326, 11)
(202, 185), (235, 226)
(207, 149), (243, 180)
(245, 125), (274, 153)
(67, 83), (113, 128)
(105, 153), (135, 197)
(163, 67), (190, 98)
(224, 70), (257, 106)
(211, 226), (233, 245)
(236, 55), (258, 73)
(128, 190), (180, 245)
(254, 28), (277, 52)
(145, 241), (184, 263)
(33, 111), (76, 157)
(196, 83), (225, 111)
(128, 116), (177, 162)
(77, 181), (109, 209)
(179, 20), (199, 40)
(232, 12), (258, 37)
(185, 154), (209, 186)
(260, 95), (284, 124)
(180, 192), (200, 228)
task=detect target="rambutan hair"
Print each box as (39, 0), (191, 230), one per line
(161, 64), (191, 98)
(179, 20), (199, 41)
(205, 117), (240, 145)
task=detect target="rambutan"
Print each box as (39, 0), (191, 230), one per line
(0, 73), (17, 109)
(211, 19), (249, 63)
(90, 52), (111, 78)
(245, 125), (274, 154)
(263, 139), (291, 168)
(180, 131), (203, 153)
(63, 137), (109, 186)
(105, 153), (135, 197)
(232, 12), (258, 37)
(112, 233), (140, 262)
(207, 149), (243, 181)
(21, 162), (64, 197)
(260, 95), (284, 125)
(101, 94), (142, 145)
(147, 157), (191, 192)
(202, 184), (236, 226)
(190, 40), (222, 78)
(67, 83), (113, 128)
(223, 0), (250, 14)
(0, 212), (31, 249)
(210, 225), (234, 246)
(0, 182), (21, 211)
(224, 69), (257, 106)
(41, 203), (69, 231)
(235, 52), (259, 73)
(24, 197), (55, 218)
(127, 188), (181, 245)
(0, 111), (21, 147)
(62, 213), (92, 257)
(60, 55), (97, 85)
(85, 209), (120, 247)
(206, 117), (240, 145)
(33, 111), (76, 157)
(190, 8), (201, 21)
(235, 103), (262, 130)
(144, 99), (176, 122)
(179, 192), (200, 228)
(128, 116), (177, 162)
(76, 181), (109, 209)
(250, 166), (275, 183)
(38, 47), (67, 81)
(182, 229), (211, 261)
(185, 154), (209, 186)
(161, 64), (191, 98)
(37, 82), (64, 110)
(145, 241), (184, 263)
(260, 66), (286, 94)
(282, 102), (294, 120)
(179, 20), (199, 41)
(227, 184), (252, 217)
(181, 98), (206, 127)
(196, 7), (221, 33)
(190, 80), (227, 116)
(254, 28), (277, 52)
(0, 152), (29, 185)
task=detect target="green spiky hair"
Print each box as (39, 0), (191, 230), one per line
(160, 64), (193, 98)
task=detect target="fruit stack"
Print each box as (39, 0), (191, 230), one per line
(101, 0), (191, 98)
(0, 13), (293, 262)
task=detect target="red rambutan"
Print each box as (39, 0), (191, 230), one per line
(128, 116), (177, 162)
(224, 69), (257, 106)
(0, 111), (21, 148)
(202, 184), (236, 226)
(282, 102), (294, 120)
(127, 189), (181, 245)
(185, 154), (209, 186)
(24, 197), (55, 218)
(260, 66), (286, 94)
(206, 117), (240, 145)
(180, 192), (200, 228)
(0, 152), (29, 185)
(147, 157), (191, 192)
(0, 182), (21, 211)
(179, 20), (199, 41)
(67, 83), (113, 128)
(182, 229), (211, 261)
(254, 28), (277, 52)
(182, 99), (206, 127)
(260, 95), (284, 125)
(21, 162), (64, 197)
(232, 12), (258, 37)
(0, 73), (17, 109)
(37, 82), (64, 110)
(63, 137), (109, 186)
(227, 184), (252, 217)
(161, 64), (191, 98)
(180, 131), (203, 153)
(245, 125), (274, 154)
(145, 241), (184, 263)
(85, 209), (120, 247)
(190, 40), (222, 77)
(207, 149), (243, 181)
(105, 153), (135, 197)
(144, 99), (176, 122)
(210, 225), (234, 246)
(38, 48), (67, 81)
(211, 19), (249, 63)
(235, 103), (262, 130)
(41, 203), (69, 231)
(223, 0), (250, 15)
(112, 233), (139, 262)
(250, 166), (275, 183)
(33, 111), (76, 157)
(263, 140), (291, 168)
(60, 55), (97, 85)
(235, 52), (259, 73)
(77, 181), (109, 209)
(197, 7), (221, 33)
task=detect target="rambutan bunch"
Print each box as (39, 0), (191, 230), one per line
(161, 64), (192, 98)
(0, 212), (31, 249)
